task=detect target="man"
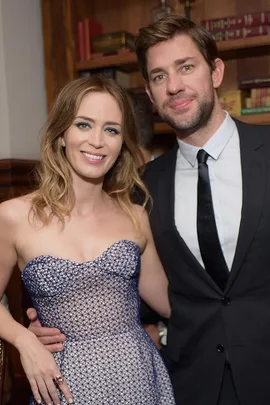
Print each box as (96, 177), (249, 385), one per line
(28, 14), (270, 405)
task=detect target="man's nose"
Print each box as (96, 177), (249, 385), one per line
(166, 74), (185, 95)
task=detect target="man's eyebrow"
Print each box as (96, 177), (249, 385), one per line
(149, 57), (196, 76)
(174, 57), (196, 65)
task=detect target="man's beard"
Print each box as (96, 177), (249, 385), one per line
(158, 93), (215, 136)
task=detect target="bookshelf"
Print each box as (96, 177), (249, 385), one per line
(76, 52), (138, 72)
(155, 113), (270, 134)
(218, 35), (270, 52)
(76, 35), (270, 73)
(42, 0), (270, 129)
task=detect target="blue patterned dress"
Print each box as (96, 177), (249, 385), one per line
(22, 240), (175, 404)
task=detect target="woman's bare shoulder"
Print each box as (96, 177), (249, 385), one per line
(132, 204), (149, 221)
(0, 193), (35, 225)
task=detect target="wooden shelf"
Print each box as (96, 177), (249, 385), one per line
(76, 36), (270, 72)
(154, 113), (270, 134)
(76, 52), (138, 72)
(154, 122), (174, 134)
(217, 35), (270, 52)
(235, 113), (270, 125)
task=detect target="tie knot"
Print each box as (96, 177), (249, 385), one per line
(197, 149), (209, 165)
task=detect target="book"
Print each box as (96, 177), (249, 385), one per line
(250, 88), (270, 98)
(201, 11), (270, 32)
(246, 88), (270, 108)
(245, 96), (270, 108)
(79, 67), (131, 89)
(77, 21), (85, 62)
(219, 90), (249, 116)
(239, 76), (270, 89)
(77, 18), (103, 62)
(83, 18), (103, 61)
(241, 106), (270, 115)
(91, 31), (135, 54)
(212, 25), (270, 41)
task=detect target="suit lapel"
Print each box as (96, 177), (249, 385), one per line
(156, 144), (222, 292)
(226, 120), (267, 291)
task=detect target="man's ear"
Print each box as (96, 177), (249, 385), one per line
(145, 83), (154, 104)
(212, 58), (225, 89)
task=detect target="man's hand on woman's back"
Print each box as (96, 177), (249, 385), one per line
(27, 308), (66, 353)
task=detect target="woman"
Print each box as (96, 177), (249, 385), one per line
(0, 77), (175, 404)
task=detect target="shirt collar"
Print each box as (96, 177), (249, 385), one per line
(176, 111), (236, 167)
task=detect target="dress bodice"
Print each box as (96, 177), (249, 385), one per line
(22, 240), (141, 341)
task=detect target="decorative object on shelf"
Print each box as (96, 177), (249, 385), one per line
(151, 0), (173, 23)
(91, 31), (135, 55)
(219, 90), (249, 116)
(179, 0), (196, 20)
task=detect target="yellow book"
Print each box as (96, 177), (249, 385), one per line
(219, 90), (249, 116)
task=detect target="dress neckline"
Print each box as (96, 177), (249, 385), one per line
(21, 239), (140, 275)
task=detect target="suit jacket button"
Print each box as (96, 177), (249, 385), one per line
(222, 296), (231, 306)
(216, 344), (225, 353)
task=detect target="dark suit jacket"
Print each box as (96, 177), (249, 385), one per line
(142, 119), (270, 405)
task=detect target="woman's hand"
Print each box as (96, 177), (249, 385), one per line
(16, 334), (73, 404)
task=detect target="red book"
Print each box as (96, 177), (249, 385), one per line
(202, 11), (270, 33)
(77, 21), (85, 62)
(212, 25), (270, 41)
(83, 18), (103, 61)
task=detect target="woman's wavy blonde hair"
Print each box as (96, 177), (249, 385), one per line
(31, 76), (150, 230)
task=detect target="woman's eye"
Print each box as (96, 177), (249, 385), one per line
(75, 122), (90, 129)
(106, 127), (120, 135)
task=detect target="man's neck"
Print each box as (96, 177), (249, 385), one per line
(176, 106), (226, 148)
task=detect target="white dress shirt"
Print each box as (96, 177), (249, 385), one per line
(174, 112), (242, 271)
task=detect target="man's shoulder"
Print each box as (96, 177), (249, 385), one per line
(234, 118), (270, 138)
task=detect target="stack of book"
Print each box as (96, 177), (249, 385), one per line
(219, 76), (270, 116)
(239, 76), (270, 115)
(201, 11), (270, 41)
(77, 18), (136, 62)
(77, 18), (103, 62)
(79, 67), (132, 89)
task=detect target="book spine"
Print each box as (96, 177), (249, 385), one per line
(88, 19), (103, 53)
(239, 77), (270, 89)
(83, 18), (91, 60)
(212, 25), (270, 41)
(202, 11), (270, 32)
(77, 21), (85, 62)
(241, 106), (270, 115)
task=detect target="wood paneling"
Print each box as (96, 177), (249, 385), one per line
(0, 159), (37, 203)
(0, 159), (37, 404)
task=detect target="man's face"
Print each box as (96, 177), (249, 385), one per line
(145, 34), (222, 135)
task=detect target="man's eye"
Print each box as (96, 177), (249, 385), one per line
(181, 65), (194, 72)
(153, 74), (165, 82)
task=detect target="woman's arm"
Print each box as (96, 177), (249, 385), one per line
(0, 200), (73, 404)
(138, 207), (171, 319)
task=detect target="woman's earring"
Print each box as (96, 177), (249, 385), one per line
(61, 140), (66, 148)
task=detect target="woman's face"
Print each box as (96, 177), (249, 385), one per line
(63, 91), (123, 183)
